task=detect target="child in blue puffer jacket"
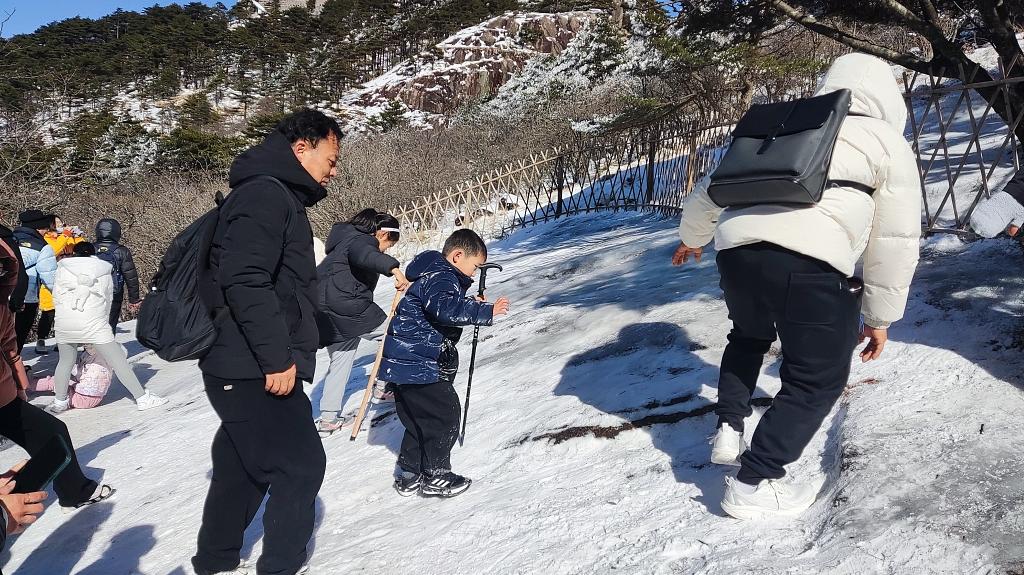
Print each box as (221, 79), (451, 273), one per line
(380, 229), (510, 498)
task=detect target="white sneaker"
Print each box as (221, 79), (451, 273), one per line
(136, 392), (168, 411)
(47, 397), (70, 414)
(721, 476), (818, 520)
(710, 423), (745, 466)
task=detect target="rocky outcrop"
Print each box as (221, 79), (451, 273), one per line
(347, 11), (601, 119)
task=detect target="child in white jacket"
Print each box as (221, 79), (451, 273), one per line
(47, 242), (167, 413)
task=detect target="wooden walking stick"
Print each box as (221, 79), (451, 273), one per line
(350, 290), (403, 441)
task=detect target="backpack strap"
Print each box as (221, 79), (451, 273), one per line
(826, 179), (876, 196)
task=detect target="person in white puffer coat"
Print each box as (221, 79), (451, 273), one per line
(47, 242), (167, 413)
(672, 53), (921, 519)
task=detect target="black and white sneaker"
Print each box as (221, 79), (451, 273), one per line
(393, 472), (422, 497)
(420, 472), (472, 498)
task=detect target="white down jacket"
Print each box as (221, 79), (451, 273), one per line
(679, 53), (922, 329)
(54, 256), (115, 345)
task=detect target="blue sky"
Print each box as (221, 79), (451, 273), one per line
(0, 0), (236, 37)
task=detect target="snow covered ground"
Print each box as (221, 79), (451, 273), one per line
(2, 211), (1024, 574)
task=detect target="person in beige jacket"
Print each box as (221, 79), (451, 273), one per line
(672, 53), (921, 519)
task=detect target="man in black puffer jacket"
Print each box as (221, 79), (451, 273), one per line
(192, 109), (340, 575)
(94, 218), (142, 331)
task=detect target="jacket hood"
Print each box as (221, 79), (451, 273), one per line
(406, 250), (474, 289)
(60, 256), (112, 285)
(228, 132), (329, 208)
(815, 53), (907, 133)
(95, 218), (122, 242)
(325, 223), (369, 254)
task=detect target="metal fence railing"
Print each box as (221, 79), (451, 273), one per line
(389, 55), (1024, 259)
(904, 54), (1024, 236)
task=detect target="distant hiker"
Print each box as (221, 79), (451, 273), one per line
(191, 109), (340, 575)
(0, 221), (27, 313)
(47, 242), (166, 414)
(313, 208), (409, 436)
(35, 217), (86, 355)
(12, 210), (58, 352)
(0, 235), (114, 512)
(673, 53), (921, 519)
(969, 167), (1024, 238)
(379, 229), (509, 498)
(94, 218), (142, 332)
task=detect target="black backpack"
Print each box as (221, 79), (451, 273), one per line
(708, 89), (873, 208)
(95, 245), (124, 292)
(135, 176), (295, 362)
(134, 195), (228, 362)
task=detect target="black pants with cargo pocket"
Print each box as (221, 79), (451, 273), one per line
(193, 376), (326, 575)
(714, 242), (860, 485)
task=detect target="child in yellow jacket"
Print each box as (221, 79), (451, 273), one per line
(35, 218), (84, 355)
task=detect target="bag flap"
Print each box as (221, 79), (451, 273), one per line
(732, 89), (851, 138)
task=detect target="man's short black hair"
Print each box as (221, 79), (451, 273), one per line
(275, 109), (343, 148)
(442, 229), (487, 259)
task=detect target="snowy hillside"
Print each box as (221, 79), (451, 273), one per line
(2, 211), (1022, 574)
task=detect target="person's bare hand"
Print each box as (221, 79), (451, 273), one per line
(128, 301), (142, 313)
(265, 364), (297, 396)
(859, 326), (888, 362)
(672, 242), (703, 266)
(392, 269), (410, 292)
(492, 297), (510, 316)
(0, 462), (24, 492)
(0, 462), (47, 535)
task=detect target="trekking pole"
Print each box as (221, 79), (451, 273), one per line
(350, 290), (403, 441)
(459, 262), (503, 446)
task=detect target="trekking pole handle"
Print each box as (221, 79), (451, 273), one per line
(477, 263), (503, 298)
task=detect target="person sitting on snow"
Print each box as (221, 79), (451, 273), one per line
(969, 167), (1024, 238)
(379, 229), (509, 499)
(30, 344), (120, 409)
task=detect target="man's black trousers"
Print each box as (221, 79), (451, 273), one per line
(108, 292), (124, 331)
(193, 376), (326, 575)
(0, 397), (97, 506)
(394, 381), (461, 476)
(715, 243), (860, 485)
(14, 303), (39, 352)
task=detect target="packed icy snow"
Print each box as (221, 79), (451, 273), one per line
(1, 211), (1021, 574)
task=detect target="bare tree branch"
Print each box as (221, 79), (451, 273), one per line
(768, 0), (932, 72)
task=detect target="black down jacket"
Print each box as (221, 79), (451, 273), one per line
(379, 251), (493, 386)
(95, 218), (142, 303)
(316, 223), (399, 346)
(198, 132), (327, 382)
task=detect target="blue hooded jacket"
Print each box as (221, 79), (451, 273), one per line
(380, 251), (494, 385)
(13, 227), (57, 305)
